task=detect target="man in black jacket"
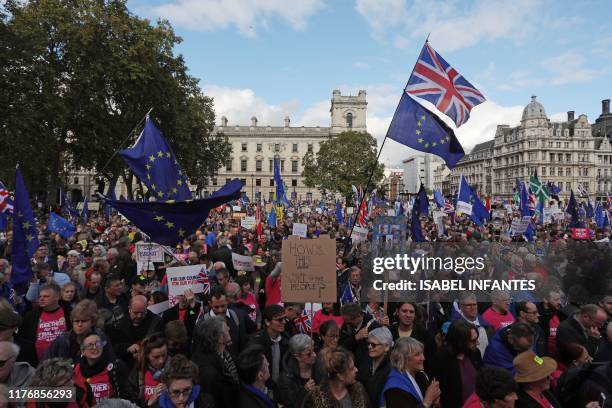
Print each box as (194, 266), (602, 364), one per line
(339, 303), (380, 374)
(236, 345), (278, 408)
(211, 237), (236, 277)
(247, 305), (289, 386)
(163, 288), (200, 337)
(556, 303), (607, 358)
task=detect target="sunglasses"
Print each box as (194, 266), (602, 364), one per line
(367, 342), (383, 348)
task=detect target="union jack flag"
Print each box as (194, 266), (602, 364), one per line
(294, 310), (311, 334)
(0, 182), (13, 214)
(443, 199), (454, 214)
(406, 42), (485, 127)
(197, 267), (211, 294)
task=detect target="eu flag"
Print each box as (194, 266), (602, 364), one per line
(119, 118), (192, 201)
(48, 212), (76, 239)
(335, 201), (344, 225)
(105, 179), (242, 246)
(410, 196), (425, 242)
(273, 159), (290, 206)
(417, 184), (429, 216)
(433, 190), (445, 209)
(267, 206), (277, 228)
(469, 186), (489, 227)
(565, 190), (580, 228)
(387, 93), (465, 169)
(11, 166), (39, 290)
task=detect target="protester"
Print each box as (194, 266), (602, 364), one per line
(463, 366), (518, 408)
(29, 358), (92, 408)
(482, 291), (515, 332)
(237, 345), (279, 408)
(556, 304), (607, 358)
(278, 334), (320, 408)
(155, 354), (214, 408)
(126, 334), (169, 407)
(248, 304), (290, 385)
(513, 351), (562, 408)
(0, 341), (34, 387)
(360, 327), (393, 408)
(483, 322), (536, 373)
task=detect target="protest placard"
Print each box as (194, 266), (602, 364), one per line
(492, 210), (506, 219)
(456, 202), (472, 215)
(232, 205), (241, 212)
(387, 209), (396, 216)
(148, 301), (170, 315)
(346, 207), (354, 215)
(136, 261), (155, 275)
(433, 211), (445, 233)
(166, 265), (207, 306)
(510, 216), (531, 235)
(232, 212), (246, 220)
(232, 252), (255, 272)
(292, 223), (308, 237)
(352, 226), (369, 242)
(571, 228), (590, 239)
(241, 216), (256, 230)
(281, 236), (336, 303)
(135, 243), (164, 262)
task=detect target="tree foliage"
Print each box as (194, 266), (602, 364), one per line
(302, 131), (384, 198)
(0, 0), (230, 201)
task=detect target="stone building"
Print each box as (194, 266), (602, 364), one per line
(401, 154), (443, 194)
(449, 140), (494, 196)
(210, 89), (367, 201)
(593, 99), (612, 197)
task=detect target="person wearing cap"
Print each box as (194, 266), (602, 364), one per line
(513, 351), (562, 408)
(360, 327), (392, 408)
(25, 261), (70, 303)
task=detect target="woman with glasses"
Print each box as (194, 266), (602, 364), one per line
(154, 354), (214, 408)
(381, 337), (441, 408)
(302, 347), (369, 408)
(126, 334), (169, 407)
(192, 316), (240, 408)
(278, 334), (321, 408)
(73, 333), (129, 404)
(361, 327), (393, 408)
(428, 320), (482, 407)
(317, 320), (340, 351)
(45, 299), (112, 362)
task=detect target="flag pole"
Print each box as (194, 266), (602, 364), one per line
(97, 107), (153, 180)
(342, 38), (430, 257)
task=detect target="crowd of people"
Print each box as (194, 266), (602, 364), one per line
(0, 198), (609, 408)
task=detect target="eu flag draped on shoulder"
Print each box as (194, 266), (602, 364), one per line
(48, 212), (76, 239)
(119, 117), (192, 201)
(104, 179), (242, 246)
(11, 166), (39, 291)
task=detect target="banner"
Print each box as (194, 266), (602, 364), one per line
(346, 207), (354, 215)
(456, 201), (472, 215)
(571, 228), (590, 239)
(232, 252), (255, 271)
(510, 216), (531, 235)
(241, 216), (256, 229)
(281, 236), (337, 303)
(491, 210), (506, 219)
(135, 243), (164, 262)
(232, 205), (241, 212)
(292, 223), (308, 237)
(167, 265), (207, 306)
(352, 226), (369, 242)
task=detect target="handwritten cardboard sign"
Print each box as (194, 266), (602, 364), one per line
(241, 216), (256, 230)
(292, 223), (308, 237)
(135, 243), (164, 262)
(166, 265), (206, 306)
(281, 236), (336, 303)
(232, 252), (255, 272)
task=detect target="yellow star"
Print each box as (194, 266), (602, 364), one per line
(165, 221), (175, 229)
(154, 215), (165, 222)
(440, 138), (446, 144)
(177, 180), (183, 186)
(416, 129), (421, 135)
(417, 121), (422, 127)
(157, 151), (164, 158)
(432, 142), (437, 147)
(172, 188), (178, 194)
(177, 228), (185, 237)
(151, 184), (157, 190)
(145, 164), (151, 170)
(157, 191), (164, 198)
(420, 115), (426, 121)
(146, 174), (151, 180)
(22, 221), (31, 229)
(418, 138), (424, 143)
(25, 234), (33, 242)
(149, 155), (155, 162)
(424, 143), (429, 148)
(165, 152), (171, 158)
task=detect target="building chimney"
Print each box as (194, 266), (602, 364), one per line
(251, 116), (258, 126)
(567, 111), (574, 122)
(284, 116), (290, 127)
(603, 99), (610, 115)
(220, 116), (228, 127)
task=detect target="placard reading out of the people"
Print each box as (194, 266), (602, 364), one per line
(281, 236), (336, 303)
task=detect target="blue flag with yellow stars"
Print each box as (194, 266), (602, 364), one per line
(104, 179), (242, 246)
(48, 212), (76, 239)
(119, 118), (192, 201)
(387, 93), (465, 169)
(11, 166), (39, 290)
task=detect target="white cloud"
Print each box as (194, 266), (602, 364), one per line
(541, 51), (598, 85)
(354, 62), (370, 69)
(151, 0), (325, 36)
(356, 0), (543, 52)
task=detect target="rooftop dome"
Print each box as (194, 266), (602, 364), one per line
(522, 95), (547, 121)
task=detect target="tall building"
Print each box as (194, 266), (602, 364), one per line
(382, 169), (404, 200)
(402, 154), (443, 194)
(592, 99), (612, 196)
(449, 140), (494, 196)
(211, 89), (367, 201)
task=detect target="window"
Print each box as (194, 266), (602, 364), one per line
(347, 112), (353, 128)
(292, 160), (298, 173)
(557, 168), (563, 176)
(566, 168), (571, 177)
(240, 179), (246, 186)
(274, 143), (280, 152)
(270, 179), (274, 187)
(269, 192), (274, 201)
(306, 192), (312, 202)
(269, 160), (273, 172)
(256, 160), (262, 172)
(225, 159), (232, 171)
(212, 178), (217, 186)
(566, 154), (571, 162)
(292, 143), (298, 153)
(241, 160), (247, 172)
(226, 178), (231, 184)
(256, 143), (262, 152)
(308, 144), (313, 153)
(281, 160), (285, 172)
(292, 179), (297, 187)
(255, 179), (261, 187)
(541, 167), (546, 176)
(241, 143), (247, 152)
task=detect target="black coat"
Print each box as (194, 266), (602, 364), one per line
(107, 311), (164, 369)
(389, 323), (437, 369)
(247, 329), (290, 384)
(237, 384), (278, 408)
(428, 346), (482, 408)
(516, 388), (562, 408)
(277, 353), (322, 408)
(163, 302), (200, 337)
(358, 354), (391, 408)
(556, 315), (600, 357)
(194, 351), (239, 408)
(210, 246), (236, 276)
(383, 371), (430, 408)
(339, 313), (380, 374)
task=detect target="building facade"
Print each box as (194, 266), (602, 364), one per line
(210, 90), (367, 201)
(382, 169), (404, 201)
(449, 140), (494, 196)
(402, 154), (443, 194)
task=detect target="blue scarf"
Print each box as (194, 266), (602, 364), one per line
(380, 368), (423, 406)
(158, 385), (201, 408)
(243, 384), (275, 408)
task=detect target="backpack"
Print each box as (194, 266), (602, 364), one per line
(555, 363), (611, 407)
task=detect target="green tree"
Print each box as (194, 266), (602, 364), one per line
(0, 0), (230, 201)
(302, 131), (384, 198)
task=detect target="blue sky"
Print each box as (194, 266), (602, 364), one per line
(128, 0), (612, 167)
